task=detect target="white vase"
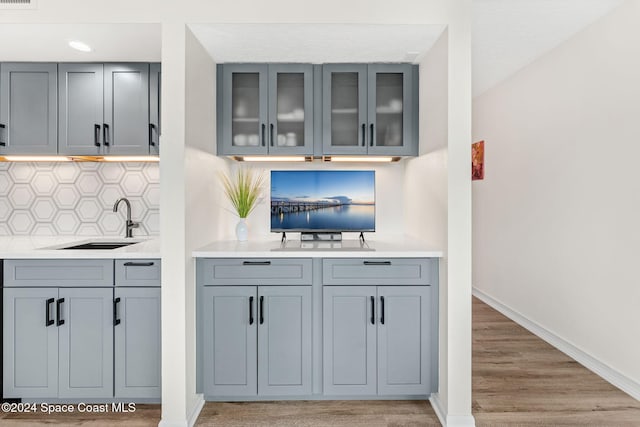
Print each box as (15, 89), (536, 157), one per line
(236, 218), (248, 242)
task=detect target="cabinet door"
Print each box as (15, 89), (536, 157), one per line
(258, 286), (312, 396)
(367, 64), (416, 156)
(268, 64), (314, 155)
(220, 64), (268, 155)
(58, 288), (113, 398)
(3, 288), (58, 398)
(322, 64), (368, 155)
(114, 287), (161, 399)
(58, 63), (104, 155)
(149, 63), (161, 155)
(0, 63), (57, 154)
(104, 63), (150, 155)
(377, 286), (431, 395)
(323, 286), (376, 395)
(203, 286), (257, 397)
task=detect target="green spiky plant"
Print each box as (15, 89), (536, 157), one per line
(220, 168), (266, 218)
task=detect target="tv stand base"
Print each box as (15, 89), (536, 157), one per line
(300, 232), (343, 242)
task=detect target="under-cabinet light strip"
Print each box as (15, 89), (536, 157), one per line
(0, 155), (159, 162)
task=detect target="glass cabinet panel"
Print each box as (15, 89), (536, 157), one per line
(275, 73), (305, 148)
(374, 73), (403, 147)
(231, 72), (261, 148)
(330, 72), (359, 147)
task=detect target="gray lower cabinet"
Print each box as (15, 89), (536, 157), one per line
(58, 62), (151, 155)
(203, 285), (312, 397)
(114, 287), (161, 398)
(0, 63), (58, 155)
(3, 288), (59, 398)
(2, 287), (113, 399)
(323, 285), (432, 396)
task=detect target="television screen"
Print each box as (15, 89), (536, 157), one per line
(271, 170), (375, 232)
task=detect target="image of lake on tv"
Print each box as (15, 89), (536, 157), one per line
(272, 204), (375, 231)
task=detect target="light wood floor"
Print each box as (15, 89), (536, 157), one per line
(2, 297), (638, 426)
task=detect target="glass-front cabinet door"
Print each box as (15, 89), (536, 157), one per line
(220, 64), (269, 155)
(323, 63), (416, 156)
(367, 64), (415, 156)
(268, 64), (314, 155)
(219, 64), (313, 156)
(322, 64), (368, 155)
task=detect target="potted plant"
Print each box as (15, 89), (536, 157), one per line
(220, 168), (265, 241)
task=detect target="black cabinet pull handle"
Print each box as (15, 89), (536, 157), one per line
(149, 123), (156, 147)
(0, 123), (6, 146)
(363, 261), (392, 266)
(380, 296), (385, 325)
(370, 296), (375, 325)
(123, 261), (154, 267)
(249, 296), (254, 325)
(370, 123), (375, 147)
(113, 297), (121, 326)
(259, 296), (264, 325)
(242, 261), (271, 266)
(361, 123), (366, 146)
(270, 123), (274, 147)
(94, 124), (101, 147)
(46, 298), (55, 327)
(56, 298), (65, 326)
(103, 123), (110, 146)
(261, 123), (266, 147)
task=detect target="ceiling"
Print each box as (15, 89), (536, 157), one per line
(0, 0), (625, 96)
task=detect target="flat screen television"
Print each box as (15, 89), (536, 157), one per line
(271, 170), (375, 232)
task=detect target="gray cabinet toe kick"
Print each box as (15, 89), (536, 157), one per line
(196, 257), (438, 401)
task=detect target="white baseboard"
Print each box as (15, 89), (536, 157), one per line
(158, 394), (205, 427)
(188, 394), (205, 427)
(473, 287), (640, 401)
(429, 394), (476, 427)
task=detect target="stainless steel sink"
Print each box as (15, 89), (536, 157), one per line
(58, 241), (138, 250)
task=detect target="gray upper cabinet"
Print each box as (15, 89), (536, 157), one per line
(58, 287), (114, 398)
(218, 64), (314, 156)
(114, 287), (161, 399)
(59, 63), (151, 155)
(323, 63), (417, 156)
(0, 63), (58, 155)
(149, 63), (161, 155)
(3, 288), (59, 398)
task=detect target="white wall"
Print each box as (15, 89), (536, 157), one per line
(473, 0), (640, 397)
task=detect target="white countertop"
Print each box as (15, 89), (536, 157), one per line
(0, 236), (161, 259)
(192, 236), (443, 258)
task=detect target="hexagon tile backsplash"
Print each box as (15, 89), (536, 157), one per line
(0, 162), (159, 236)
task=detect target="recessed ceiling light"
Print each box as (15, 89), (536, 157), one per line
(68, 40), (92, 52)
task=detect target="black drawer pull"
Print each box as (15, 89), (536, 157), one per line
(123, 262), (155, 267)
(363, 261), (392, 266)
(370, 123), (375, 147)
(242, 261), (271, 266)
(46, 298), (55, 327)
(113, 297), (121, 326)
(370, 296), (375, 325)
(380, 296), (385, 325)
(94, 124), (101, 147)
(56, 298), (65, 326)
(149, 123), (156, 147)
(0, 123), (6, 146)
(249, 296), (254, 325)
(259, 296), (264, 325)
(361, 123), (366, 146)
(103, 123), (110, 146)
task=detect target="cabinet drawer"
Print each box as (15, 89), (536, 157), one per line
(198, 259), (312, 286)
(322, 258), (433, 285)
(3, 259), (114, 287)
(115, 259), (161, 287)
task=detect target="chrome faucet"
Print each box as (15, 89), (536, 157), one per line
(113, 197), (140, 238)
